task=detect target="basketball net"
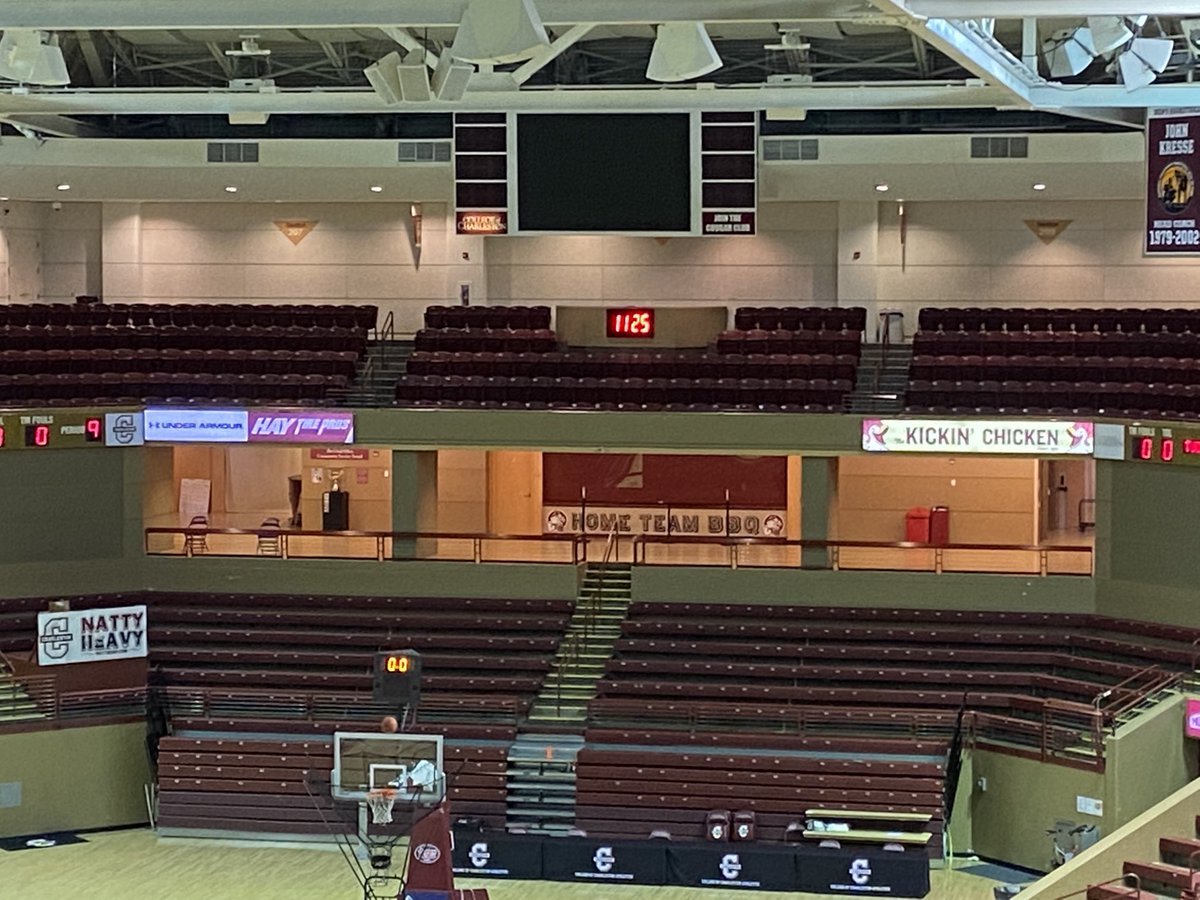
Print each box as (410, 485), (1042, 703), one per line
(366, 789), (397, 824)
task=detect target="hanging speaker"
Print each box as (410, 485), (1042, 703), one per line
(646, 22), (723, 83)
(364, 51), (404, 105)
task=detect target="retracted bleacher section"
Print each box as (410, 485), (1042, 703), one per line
(907, 305), (1200, 418)
(0, 302), (375, 405)
(155, 734), (509, 837)
(396, 304), (864, 411)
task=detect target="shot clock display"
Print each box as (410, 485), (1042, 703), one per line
(372, 649), (423, 705)
(606, 307), (655, 338)
(1128, 426), (1200, 465)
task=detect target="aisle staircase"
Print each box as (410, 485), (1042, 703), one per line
(504, 553), (633, 834)
(339, 340), (413, 407)
(1086, 816), (1200, 899)
(0, 664), (44, 725)
(847, 343), (912, 414)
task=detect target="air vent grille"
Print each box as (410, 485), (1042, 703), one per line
(762, 137), (818, 161)
(399, 141), (452, 163)
(206, 142), (259, 163)
(970, 136), (1028, 158)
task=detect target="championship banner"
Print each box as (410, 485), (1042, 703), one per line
(1146, 111), (1200, 255)
(862, 419), (1094, 455)
(543, 505), (788, 537)
(36, 605), (148, 666)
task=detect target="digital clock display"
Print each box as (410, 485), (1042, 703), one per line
(1129, 431), (1200, 464)
(606, 307), (655, 338)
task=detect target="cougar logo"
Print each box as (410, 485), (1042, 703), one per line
(720, 853), (742, 880)
(850, 858), (872, 885)
(468, 842), (490, 867)
(413, 843), (441, 864)
(593, 846), (614, 873)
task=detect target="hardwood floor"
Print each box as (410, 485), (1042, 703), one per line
(4, 828), (1012, 900)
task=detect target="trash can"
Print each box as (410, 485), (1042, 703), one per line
(905, 507), (931, 543)
(930, 505), (950, 547)
(706, 810), (731, 841)
(322, 490), (350, 531)
(732, 811), (756, 842)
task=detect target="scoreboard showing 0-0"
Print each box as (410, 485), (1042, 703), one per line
(372, 649), (423, 705)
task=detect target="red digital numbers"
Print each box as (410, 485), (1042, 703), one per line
(85, 417), (102, 442)
(33, 425), (49, 447)
(606, 308), (655, 338)
(1161, 438), (1175, 462)
(1184, 439), (1200, 455)
(0, 425), (5, 448)
(1138, 436), (1154, 460)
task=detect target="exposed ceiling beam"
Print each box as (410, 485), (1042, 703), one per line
(0, 1), (872, 31)
(869, 0), (1039, 109)
(909, 1), (1200, 15)
(75, 30), (110, 86)
(513, 24), (595, 86)
(0, 82), (1009, 116)
(1, 115), (111, 138)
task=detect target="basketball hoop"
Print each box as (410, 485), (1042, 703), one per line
(366, 788), (397, 825)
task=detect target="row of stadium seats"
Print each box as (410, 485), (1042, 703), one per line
(0, 324), (369, 353)
(906, 379), (1200, 416)
(423, 304), (551, 330)
(715, 329), (861, 356)
(406, 350), (859, 382)
(0, 302), (377, 330)
(0, 348), (358, 378)
(910, 354), (1200, 386)
(734, 306), (867, 333)
(394, 374), (853, 408)
(917, 306), (1200, 334)
(0, 371), (348, 403)
(913, 330), (1200, 358)
(413, 328), (558, 353)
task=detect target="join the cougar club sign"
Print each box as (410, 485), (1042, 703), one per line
(1146, 111), (1200, 255)
(862, 419), (1094, 455)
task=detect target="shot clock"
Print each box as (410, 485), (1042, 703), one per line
(372, 649), (423, 705)
(606, 307), (655, 338)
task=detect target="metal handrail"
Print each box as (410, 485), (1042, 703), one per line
(1049, 873), (1141, 900)
(557, 529), (617, 716)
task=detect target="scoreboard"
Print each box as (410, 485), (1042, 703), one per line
(0, 410), (142, 450)
(1127, 424), (1200, 465)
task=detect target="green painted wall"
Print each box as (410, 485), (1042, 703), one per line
(1094, 460), (1200, 626)
(0, 449), (130, 565)
(1107, 695), (1199, 823)
(968, 750), (1108, 871)
(0, 723), (151, 837)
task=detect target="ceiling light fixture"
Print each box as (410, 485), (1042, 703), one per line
(224, 186), (239, 193)
(370, 185), (384, 193)
(55, 183), (70, 191)
(1033, 182), (1047, 191)
(646, 22), (723, 83)
(875, 183), (889, 193)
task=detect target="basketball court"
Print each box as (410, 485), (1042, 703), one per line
(3, 828), (1006, 900)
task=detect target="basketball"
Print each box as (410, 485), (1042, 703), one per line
(380, 715), (399, 734)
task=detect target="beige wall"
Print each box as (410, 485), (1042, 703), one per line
(838, 455), (1038, 544)
(488, 450), (543, 535)
(876, 199), (1200, 334)
(0, 723), (151, 836)
(299, 447), (392, 531)
(487, 201), (838, 314)
(100, 201), (478, 335)
(437, 450), (487, 533)
(1107, 695), (1200, 824)
(142, 446), (176, 522)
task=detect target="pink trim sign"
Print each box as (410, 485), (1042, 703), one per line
(247, 409), (355, 444)
(1187, 698), (1200, 739)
